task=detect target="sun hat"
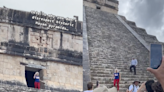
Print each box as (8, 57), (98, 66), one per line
(133, 80), (141, 84)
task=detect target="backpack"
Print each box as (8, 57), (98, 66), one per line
(127, 85), (134, 92)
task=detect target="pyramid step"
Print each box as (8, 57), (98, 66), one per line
(91, 70), (153, 76)
(91, 76), (152, 81)
(144, 35), (159, 43)
(130, 26), (148, 36)
(126, 20), (136, 27)
(91, 73), (154, 78)
(90, 66), (148, 70)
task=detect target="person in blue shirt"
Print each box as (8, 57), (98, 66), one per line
(113, 69), (121, 91)
(33, 72), (40, 89)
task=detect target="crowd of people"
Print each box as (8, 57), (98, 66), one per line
(84, 56), (164, 92)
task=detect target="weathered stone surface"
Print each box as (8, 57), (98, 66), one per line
(84, 6), (161, 92)
(0, 54), (83, 91)
(46, 61), (83, 91)
(83, 6), (91, 91)
(0, 7), (82, 66)
(83, 0), (118, 14)
(0, 82), (82, 92)
(0, 7), (83, 91)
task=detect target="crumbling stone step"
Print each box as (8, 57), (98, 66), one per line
(126, 20), (136, 27)
(91, 73), (153, 78)
(0, 84), (49, 92)
(91, 76), (152, 81)
(92, 79), (147, 85)
(91, 71), (153, 76)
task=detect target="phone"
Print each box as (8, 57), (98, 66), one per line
(150, 44), (163, 69)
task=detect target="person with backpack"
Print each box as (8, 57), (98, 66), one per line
(127, 80), (140, 92)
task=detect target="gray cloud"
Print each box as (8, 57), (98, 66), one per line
(118, 0), (164, 42)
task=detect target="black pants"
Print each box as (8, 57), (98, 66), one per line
(130, 65), (136, 75)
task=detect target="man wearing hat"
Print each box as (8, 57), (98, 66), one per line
(128, 80), (140, 92)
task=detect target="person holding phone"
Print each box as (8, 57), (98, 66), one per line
(147, 56), (164, 91)
(137, 80), (154, 92)
(130, 58), (138, 75)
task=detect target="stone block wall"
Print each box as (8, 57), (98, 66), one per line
(46, 61), (83, 91)
(0, 7), (83, 66)
(122, 16), (164, 54)
(0, 7), (83, 91)
(0, 54), (26, 86)
(0, 54), (83, 91)
(0, 23), (82, 52)
(84, 6), (163, 91)
(0, 23), (82, 66)
(85, 6), (149, 66)
(83, 1), (118, 14)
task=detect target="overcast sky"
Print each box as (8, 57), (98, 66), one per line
(118, 0), (164, 42)
(0, 0), (163, 42)
(0, 0), (83, 21)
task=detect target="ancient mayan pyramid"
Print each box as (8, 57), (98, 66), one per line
(83, 0), (164, 91)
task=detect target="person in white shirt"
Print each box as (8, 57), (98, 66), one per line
(84, 82), (93, 92)
(128, 80), (140, 92)
(130, 58), (138, 75)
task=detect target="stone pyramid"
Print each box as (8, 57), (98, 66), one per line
(83, 6), (164, 92)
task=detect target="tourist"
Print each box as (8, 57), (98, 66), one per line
(130, 58), (138, 75)
(151, 81), (164, 92)
(33, 72), (40, 89)
(113, 69), (121, 91)
(145, 80), (154, 92)
(137, 80), (163, 92)
(93, 86), (117, 92)
(137, 80), (154, 92)
(127, 80), (140, 92)
(147, 56), (164, 91)
(84, 82), (93, 92)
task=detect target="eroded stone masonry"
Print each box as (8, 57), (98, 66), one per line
(0, 7), (83, 92)
(83, 0), (164, 91)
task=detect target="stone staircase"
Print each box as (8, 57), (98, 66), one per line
(90, 60), (156, 91)
(121, 16), (164, 51)
(84, 6), (162, 92)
